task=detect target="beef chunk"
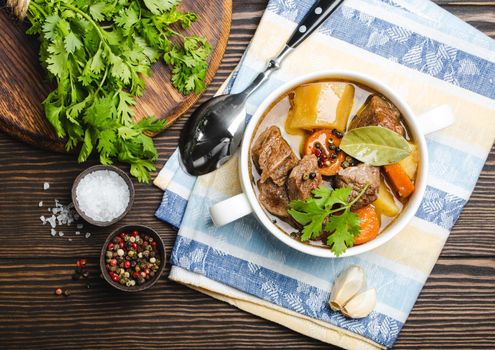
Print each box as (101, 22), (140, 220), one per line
(257, 179), (290, 219)
(350, 95), (404, 136)
(287, 155), (322, 201)
(251, 126), (298, 186)
(251, 126), (278, 169)
(334, 163), (380, 210)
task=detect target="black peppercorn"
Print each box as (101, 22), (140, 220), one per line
(332, 129), (343, 138)
(309, 172), (316, 180)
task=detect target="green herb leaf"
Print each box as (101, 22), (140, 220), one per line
(43, 101), (65, 138)
(339, 126), (412, 166)
(288, 185), (367, 256)
(143, 0), (179, 15)
(89, 2), (107, 21)
(288, 199), (327, 241)
(64, 32), (83, 53)
(325, 210), (361, 256)
(24, 0), (210, 182)
(90, 48), (105, 73)
(312, 186), (352, 209)
(78, 129), (94, 162)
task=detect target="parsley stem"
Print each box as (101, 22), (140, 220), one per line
(96, 68), (108, 93)
(29, 1), (48, 18)
(348, 183), (370, 208)
(323, 183), (371, 216)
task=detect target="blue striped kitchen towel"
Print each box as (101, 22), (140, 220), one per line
(154, 0), (495, 348)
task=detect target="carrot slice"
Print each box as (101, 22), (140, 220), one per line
(383, 163), (415, 199)
(304, 129), (345, 176)
(353, 205), (380, 245)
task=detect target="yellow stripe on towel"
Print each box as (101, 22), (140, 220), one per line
(372, 219), (448, 276)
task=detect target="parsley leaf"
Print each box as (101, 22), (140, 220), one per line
(89, 2), (107, 22)
(325, 210), (361, 257)
(289, 200), (326, 241)
(312, 186), (352, 209)
(143, 0), (180, 15)
(24, 0), (212, 182)
(288, 185), (369, 256)
(64, 32), (83, 53)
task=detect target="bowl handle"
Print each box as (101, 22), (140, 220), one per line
(210, 193), (253, 227)
(415, 105), (455, 135)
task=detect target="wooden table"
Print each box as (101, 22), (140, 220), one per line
(0, 1), (493, 349)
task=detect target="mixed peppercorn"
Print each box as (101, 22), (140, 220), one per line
(304, 129), (346, 176)
(104, 230), (161, 287)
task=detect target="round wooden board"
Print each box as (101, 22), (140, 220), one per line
(0, 0), (232, 152)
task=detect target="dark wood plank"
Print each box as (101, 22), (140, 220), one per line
(0, 1), (494, 350)
(437, 1), (495, 37)
(0, 0), (232, 152)
(0, 140), (493, 258)
(0, 258), (492, 349)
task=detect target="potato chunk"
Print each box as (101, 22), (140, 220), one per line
(285, 83), (354, 134)
(398, 143), (419, 180)
(373, 178), (400, 217)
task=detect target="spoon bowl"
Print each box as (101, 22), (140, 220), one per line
(178, 0), (345, 176)
(179, 93), (247, 176)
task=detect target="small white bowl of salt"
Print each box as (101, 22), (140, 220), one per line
(72, 165), (134, 227)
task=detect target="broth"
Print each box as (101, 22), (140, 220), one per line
(249, 79), (415, 249)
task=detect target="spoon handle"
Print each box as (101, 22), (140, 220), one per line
(241, 0), (345, 97)
(286, 0), (345, 49)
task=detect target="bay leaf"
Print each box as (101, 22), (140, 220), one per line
(339, 126), (412, 166)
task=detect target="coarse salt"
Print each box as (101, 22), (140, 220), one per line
(75, 170), (130, 223)
(40, 199), (79, 237)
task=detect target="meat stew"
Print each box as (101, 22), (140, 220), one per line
(249, 80), (418, 256)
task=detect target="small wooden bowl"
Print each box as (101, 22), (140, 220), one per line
(100, 225), (166, 292)
(71, 165), (135, 227)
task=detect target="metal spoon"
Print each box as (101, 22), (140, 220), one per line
(179, 0), (345, 176)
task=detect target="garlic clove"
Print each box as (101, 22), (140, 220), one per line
(341, 288), (376, 319)
(329, 265), (365, 311)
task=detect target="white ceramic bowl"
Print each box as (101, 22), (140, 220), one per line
(210, 70), (454, 258)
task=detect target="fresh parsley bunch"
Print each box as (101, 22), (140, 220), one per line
(288, 186), (368, 256)
(24, 0), (212, 182)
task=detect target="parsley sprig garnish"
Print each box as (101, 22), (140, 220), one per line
(288, 185), (369, 256)
(24, 0), (212, 182)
